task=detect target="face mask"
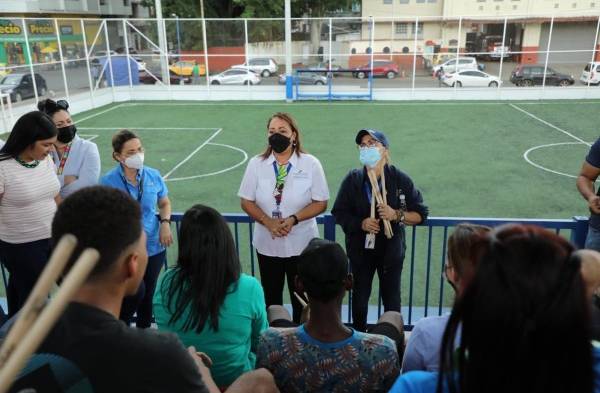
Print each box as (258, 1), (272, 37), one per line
(269, 133), (291, 154)
(124, 152), (144, 170)
(57, 124), (77, 144)
(359, 146), (381, 168)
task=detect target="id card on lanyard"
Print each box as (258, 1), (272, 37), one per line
(56, 142), (72, 176)
(121, 169), (145, 203)
(272, 161), (292, 219)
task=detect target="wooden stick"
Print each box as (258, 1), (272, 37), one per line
(0, 248), (99, 393)
(367, 170), (393, 238)
(0, 235), (77, 368)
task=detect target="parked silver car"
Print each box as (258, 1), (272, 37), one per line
(209, 68), (261, 85)
(232, 58), (278, 77)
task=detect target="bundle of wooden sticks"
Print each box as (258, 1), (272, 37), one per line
(367, 168), (394, 239)
(0, 235), (99, 393)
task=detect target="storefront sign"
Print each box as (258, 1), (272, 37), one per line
(28, 21), (54, 35)
(0, 21), (22, 35)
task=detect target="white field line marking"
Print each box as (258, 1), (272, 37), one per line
(523, 141), (590, 179)
(121, 101), (600, 107)
(79, 134), (99, 142)
(166, 142), (249, 182)
(78, 127), (218, 130)
(509, 103), (592, 147)
(163, 128), (222, 180)
(74, 103), (125, 125)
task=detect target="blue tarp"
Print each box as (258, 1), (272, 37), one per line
(100, 55), (139, 86)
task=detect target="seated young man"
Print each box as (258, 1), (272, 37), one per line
(38, 186), (276, 393)
(256, 238), (400, 393)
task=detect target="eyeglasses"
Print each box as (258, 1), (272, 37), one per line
(359, 140), (379, 148)
(43, 99), (69, 114)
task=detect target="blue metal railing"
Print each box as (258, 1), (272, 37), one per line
(0, 214), (590, 330)
(171, 213), (590, 330)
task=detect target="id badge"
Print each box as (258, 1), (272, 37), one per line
(272, 210), (282, 219)
(365, 233), (376, 249)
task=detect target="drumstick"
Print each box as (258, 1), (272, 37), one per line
(367, 170), (393, 238)
(0, 248), (99, 393)
(0, 234), (77, 368)
(293, 292), (308, 308)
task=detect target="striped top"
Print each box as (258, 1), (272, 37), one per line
(0, 156), (60, 243)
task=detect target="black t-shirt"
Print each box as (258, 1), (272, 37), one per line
(37, 302), (209, 393)
(586, 139), (600, 229)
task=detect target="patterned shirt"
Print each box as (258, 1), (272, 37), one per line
(256, 325), (400, 393)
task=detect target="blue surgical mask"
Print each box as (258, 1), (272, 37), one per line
(359, 147), (381, 168)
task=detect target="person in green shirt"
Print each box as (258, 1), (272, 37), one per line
(153, 204), (268, 388)
(192, 63), (200, 85)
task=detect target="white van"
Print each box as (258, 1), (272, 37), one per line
(580, 62), (600, 85)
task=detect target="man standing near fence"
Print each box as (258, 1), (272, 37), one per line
(577, 138), (600, 250)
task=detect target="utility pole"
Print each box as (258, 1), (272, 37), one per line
(199, 0), (205, 19)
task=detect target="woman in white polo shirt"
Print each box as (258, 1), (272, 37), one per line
(238, 112), (329, 323)
(0, 111), (60, 316)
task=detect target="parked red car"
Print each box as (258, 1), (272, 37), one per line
(352, 60), (399, 79)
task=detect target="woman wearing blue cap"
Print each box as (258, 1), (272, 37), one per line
(332, 129), (429, 331)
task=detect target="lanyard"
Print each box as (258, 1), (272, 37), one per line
(272, 161), (292, 208)
(121, 169), (145, 203)
(56, 142), (72, 176)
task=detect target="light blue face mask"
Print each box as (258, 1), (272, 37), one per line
(359, 146), (381, 168)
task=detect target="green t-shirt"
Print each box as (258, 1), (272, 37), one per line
(153, 270), (268, 387)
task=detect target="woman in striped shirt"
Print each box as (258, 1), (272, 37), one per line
(0, 111), (60, 316)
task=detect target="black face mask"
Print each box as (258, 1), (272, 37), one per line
(57, 124), (77, 144)
(269, 133), (291, 154)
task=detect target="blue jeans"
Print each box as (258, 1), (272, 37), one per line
(586, 226), (600, 251)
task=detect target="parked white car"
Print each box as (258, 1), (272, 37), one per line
(209, 68), (261, 85)
(232, 58), (278, 77)
(442, 70), (502, 87)
(581, 62), (600, 85)
(433, 57), (480, 76)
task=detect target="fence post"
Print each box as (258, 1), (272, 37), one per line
(571, 216), (589, 249)
(323, 214), (336, 242)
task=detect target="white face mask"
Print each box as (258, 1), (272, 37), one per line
(124, 152), (144, 170)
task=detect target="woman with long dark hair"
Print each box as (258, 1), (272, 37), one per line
(238, 112), (329, 323)
(391, 224), (595, 393)
(0, 111), (60, 316)
(38, 98), (100, 198)
(153, 204), (268, 388)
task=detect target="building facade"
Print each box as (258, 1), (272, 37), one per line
(0, 0), (150, 66)
(353, 0), (600, 67)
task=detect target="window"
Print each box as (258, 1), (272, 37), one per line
(123, 0), (130, 5)
(459, 59), (473, 64)
(351, 48), (357, 54)
(399, 0), (409, 3)
(395, 23), (408, 36)
(416, 0), (426, 3)
(366, 47), (372, 54)
(427, 0), (437, 2)
(384, 0), (392, 4)
(383, 46), (391, 53)
(412, 22), (423, 38)
(100, 0), (106, 5)
(596, 65), (600, 72)
(477, 0), (486, 2)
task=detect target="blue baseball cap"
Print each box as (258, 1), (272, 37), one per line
(355, 129), (389, 148)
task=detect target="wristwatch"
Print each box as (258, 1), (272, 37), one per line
(290, 215), (299, 226)
(160, 218), (171, 224)
(396, 210), (405, 224)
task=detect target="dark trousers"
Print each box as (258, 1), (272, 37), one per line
(120, 250), (166, 328)
(0, 238), (51, 317)
(350, 240), (404, 332)
(257, 252), (302, 324)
